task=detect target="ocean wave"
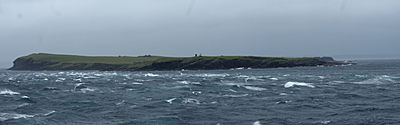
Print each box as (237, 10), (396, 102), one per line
(269, 77), (279, 81)
(0, 113), (34, 121)
(236, 75), (249, 78)
(17, 103), (31, 108)
(276, 100), (292, 104)
(245, 77), (263, 82)
(279, 93), (288, 96)
(116, 100), (126, 105)
(73, 78), (82, 82)
(74, 83), (87, 91)
(253, 121), (262, 125)
(43, 111), (56, 116)
(195, 73), (230, 77)
(55, 78), (66, 82)
(316, 121), (331, 124)
(223, 94), (249, 98)
(355, 75), (368, 78)
(353, 75), (397, 85)
(178, 81), (192, 84)
(0, 89), (20, 95)
(131, 82), (144, 85)
(243, 86), (267, 91)
(182, 98), (200, 104)
(144, 73), (160, 77)
(80, 88), (97, 93)
(328, 81), (346, 84)
(21, 95), (30, 99)
(42, 87), (59, 91)
(284, 82), (315, 88)
(165, 98), (177, 104)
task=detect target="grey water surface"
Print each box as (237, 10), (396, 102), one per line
(1, 60), (400, 125)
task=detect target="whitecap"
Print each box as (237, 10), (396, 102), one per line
(7, 77), (16, 81)
(43, 111), (56, 116)
(353, 79), (382, 84)
(227, 89), (238, 93)
(279, 93), (288, 96)
(269, 78), (279, 81)
(276, 100), (292, 104)
(165, 98), (177, 104)
(80, 88), (96, 93)
(353, 75), (396, 85)
(235, 67), (245, 70)
(243, 86), (267, 91)
(223, 94), (249, 98)
(119, 82), (128, 85)
(317, 121), (331, 124)
(74, 83), (86, 91)
(329, 81), (346, 84)
(178, 81), (190, 84)
(253, 121), (262, 125)
(73, 78), (82, 82)
(355, 75), (368, 78)
(21, 96), (30, 99)
(116, 100), (126, 105)
(381, 75), (400, 79)
(0, 113), (35, 121)
(237, 75), (249, 78)
(192, 91), (202, 95)
(182, 98), (200, 104)
(144, 73), (160, 77)
(244, 77), (262, 82)
(222, 82), (249, 87)
(196, 73), (229, 77)
(131, 82), (143, 85)
(284, 82), (315, 88)
(0, 89), (20, 95)
(55, 78), (66, 82)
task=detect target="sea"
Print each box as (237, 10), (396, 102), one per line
(1, 60), (400, 125)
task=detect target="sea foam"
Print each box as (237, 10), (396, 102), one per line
(353, 75), (397, 85)
(243, 86), (267, 91)
(0, 113), (34, 121)
(253, 121), (262, 125)
(284, 82), (315, 88)
(144, 73), (160, 77)
(0, 89), (20, 95)
(165, 98), (177, 104)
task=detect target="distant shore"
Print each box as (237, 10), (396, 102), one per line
(9, 53), (351, 71)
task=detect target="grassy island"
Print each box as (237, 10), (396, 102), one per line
(9, 53), (347, 71)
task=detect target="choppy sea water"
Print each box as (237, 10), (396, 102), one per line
(1, 60), (400, 125)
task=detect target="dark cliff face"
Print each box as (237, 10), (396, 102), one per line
(9, 54), (349, 71)
(9, 58), (58, 70)
(10, 58), (133, 71)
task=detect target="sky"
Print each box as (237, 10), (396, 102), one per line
(0, 0), (399, 68)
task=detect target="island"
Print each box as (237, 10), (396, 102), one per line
(9, 53), (350, 71)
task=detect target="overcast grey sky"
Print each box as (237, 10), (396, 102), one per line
(0, 0), (399, 68)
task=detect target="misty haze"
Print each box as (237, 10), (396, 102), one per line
(1, 0), (399, 68)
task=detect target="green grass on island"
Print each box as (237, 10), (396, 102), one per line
(10, 53), (344, 71)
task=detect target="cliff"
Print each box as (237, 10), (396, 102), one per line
(9, 53), (348, 71)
